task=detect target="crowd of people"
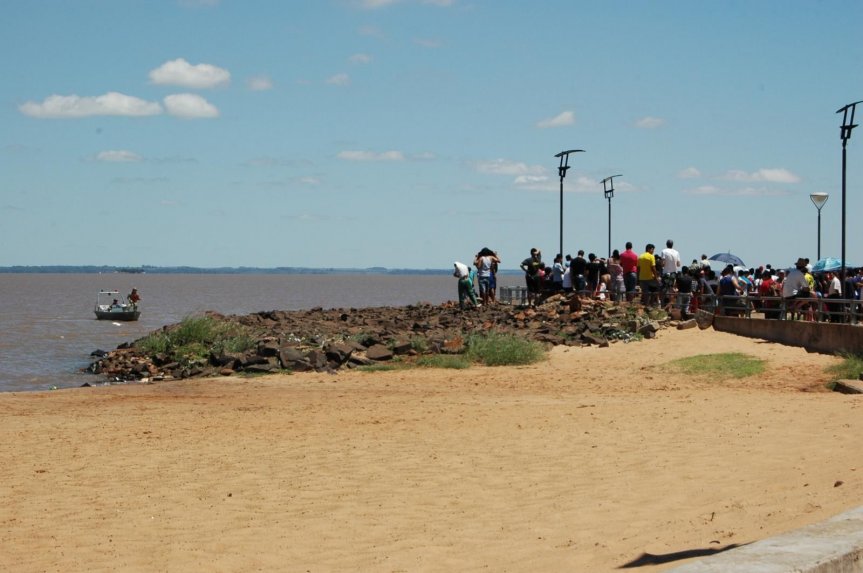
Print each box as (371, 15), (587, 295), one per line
(455, 241), (863, 322)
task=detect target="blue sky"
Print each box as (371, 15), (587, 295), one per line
(2, 0), (862, 270)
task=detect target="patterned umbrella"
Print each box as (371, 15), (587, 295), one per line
(709, 252), (746, 267)
(810, 257), (854, 273)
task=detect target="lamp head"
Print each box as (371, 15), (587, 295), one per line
(810, 192), (829, 210)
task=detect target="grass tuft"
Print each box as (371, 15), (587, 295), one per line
(668, 352), (765, 380)
(134, 314), (258, 365)
(465, 332), (544, 366)
(826, 352), (863, 382)
(416, 355), (470, 369)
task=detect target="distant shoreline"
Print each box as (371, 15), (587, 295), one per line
(0, 265), (523, 276)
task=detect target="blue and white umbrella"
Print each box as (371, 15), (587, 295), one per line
(810, 257), (855, 273)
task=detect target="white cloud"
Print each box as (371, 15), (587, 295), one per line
(512, 174), (599, 193)
(358, 25), (384, 38)
(349, 53), (372, 64)
(163, 93), (219, 118)
(678, 167), (701, 179)
(513, 175), (549, 184)
(19, 92), (162, 118)
(683, 185), (720, 195)
(635, 116), (664, 129)
(96, 150), (142, 162)
(297, 177), (321, 186)
(474, 159), (545, 176)
(247, 75), (273, 91)
(149, 58), (231, 89)
(422, 0), (455, 5)
(327, 73), (350, 86)
(683, 185), (790, 197)
(537, 110), (575, 129)
(338, 150), (404, 161)
(722, 168), (800, 183)
(414, 38), (442, 48)
(357, 0), (400, 8)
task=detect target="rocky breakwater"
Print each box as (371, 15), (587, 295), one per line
(87, 294), (677, 384)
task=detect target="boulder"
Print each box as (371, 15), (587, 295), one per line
(365, 344), (394, 361)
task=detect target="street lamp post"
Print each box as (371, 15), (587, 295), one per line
(809, 192), (829, 261)
(554, 149), (584, 259)
(601, 174), (623, 259)
(837, 101), (862, 296)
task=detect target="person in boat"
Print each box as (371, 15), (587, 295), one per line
(111, 298), (122, 309)
(128, 288), (141, 305)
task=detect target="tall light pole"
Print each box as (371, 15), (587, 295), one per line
(810, 192), (829, 261)
(837, 101), (862, 296)
(554, 149), (584, 259)
(601, 174), (623, 258)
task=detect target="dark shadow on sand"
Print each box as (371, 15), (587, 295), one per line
(618, 543), (748, 568)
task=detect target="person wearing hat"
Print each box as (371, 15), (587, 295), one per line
(782, 257), (812, 319)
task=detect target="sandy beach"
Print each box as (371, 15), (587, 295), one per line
(1, 326), (861, 572)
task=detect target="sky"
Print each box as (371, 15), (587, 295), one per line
(2, 0), (863, 271)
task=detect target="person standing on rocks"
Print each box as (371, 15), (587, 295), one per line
(638, 243), (660, 306)
(570, 250), (588, 296)
(474, 248), (501, 306)
(520, 248), (543, 307)
(620, 242), (639, 302)
(607, 250), (625, 302)
(551, 254), (565, 292)
(659, 239), (681, 305)
(454, 261), (479, 309)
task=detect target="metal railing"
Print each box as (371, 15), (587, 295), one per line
(706, 293), (863, 324)
(497, 284), (863, 324)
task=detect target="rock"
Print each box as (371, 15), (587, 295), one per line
(324, 342), (354, 365)
(86, 299), (670, 384)
(695, 309), (714, 330)
(637, 321), (660, 336)
(278, 347), (305, 365)
(391, 340), (413, 355)
(365, 344), (394, 361)
(581, 332), (609, 347)
(677, 319), (697, 330)
(305, 349), (328, 370)
(257, 339), (280, 357)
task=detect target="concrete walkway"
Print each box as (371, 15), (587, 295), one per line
(668, 505), (863, 572)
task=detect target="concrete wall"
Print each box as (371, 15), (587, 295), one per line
(668, 505), (863, 572)
(713, 317), (863, 355)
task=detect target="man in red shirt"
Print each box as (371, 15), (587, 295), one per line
(619, 241), (639, 302)
(757, 270), (780, 319)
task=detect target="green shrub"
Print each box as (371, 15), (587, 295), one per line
(465, 332), (544, 366)
(135, 332), (171, 355)
(826, 352), (863, 382)
(170, 315), (221, 346)
(410, 336), (430, 354)
(133, 314), (258, 364)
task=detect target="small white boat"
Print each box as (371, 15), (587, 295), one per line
(94, 290), (140, 321)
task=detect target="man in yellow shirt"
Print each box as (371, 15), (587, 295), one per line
(637, 243), (660, 306)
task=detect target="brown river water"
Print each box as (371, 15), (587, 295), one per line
(0, 273), (523, 392)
